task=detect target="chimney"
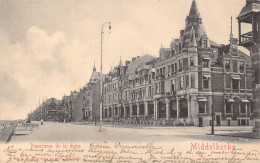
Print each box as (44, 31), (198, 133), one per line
(125, 61), (131, 66)
(132, 57), (137, 62)
(180, 30), (184, 37)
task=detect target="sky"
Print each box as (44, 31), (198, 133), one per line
(0, 0), (250, 120)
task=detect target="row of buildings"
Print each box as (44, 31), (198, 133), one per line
(29, 0), (258, 127)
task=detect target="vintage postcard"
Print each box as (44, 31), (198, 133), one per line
(0, 0), (260, 162)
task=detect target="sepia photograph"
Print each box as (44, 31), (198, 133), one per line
(0, 0), (260, 162)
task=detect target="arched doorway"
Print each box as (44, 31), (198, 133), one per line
(132, 105), (137, 116)
(115, 106), (118, 115)
(120, 106), (124, 117)
(179, 98), (188, 118)
(109, 107), (112, 117)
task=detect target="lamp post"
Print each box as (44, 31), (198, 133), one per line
(100, 22), (111, 132)
(210, 54), (214, 135)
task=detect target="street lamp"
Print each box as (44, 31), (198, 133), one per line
(100, 22), (111, 132)
(210, 54), (214, 135)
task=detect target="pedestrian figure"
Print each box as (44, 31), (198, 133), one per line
(41, 119), (43, 125)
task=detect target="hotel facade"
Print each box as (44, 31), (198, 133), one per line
(102, 0), (254, 126)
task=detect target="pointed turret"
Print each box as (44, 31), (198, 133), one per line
(189, 26), (197, 47)
(93, 61), (96, 72)
(119, 56), (123, 66)
(183, 0), (206, 49)
(188, 0), (200, 17)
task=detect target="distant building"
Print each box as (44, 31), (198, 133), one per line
(82, 64), (101, 122)
(45, 98), (62, 121)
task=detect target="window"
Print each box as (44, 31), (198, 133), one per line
(186, 75), (189, 88)
(161, 81), (165, 94)
(162, 67), (166, 77)
(179, 76), (184, 89)
(171, 64), (175, 74)
(240, 103), (246, 113)
(239, 61), (244, 72)
(190, 57), (194, 66)
(202, 59), (209, 67)
(226, 103), (232, 113)
(232, 79), (239, 90)
(179, 42), (182, 52)
(156, 83), (160, 94)
(152, 72), (155, 79)
(225, 60), (230, 69)
(203, 40), (208, 48)
(191, 75), (195, 88)
(156, 69), (159, 78)
(148, 86), (152, 97)
(203, 76), (209, 89)
(179, 59), (183, 72)
(198, 18), (202, 24)
(175, 63), (178, 73)
(199, 102), (206, 113)
(168, 65), (171, 76)
(171, 80), (175, 92)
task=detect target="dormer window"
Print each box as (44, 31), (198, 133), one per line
(202, 57), (210, 67)
(190, 57), (194, 66)
(198, 18), (202, 24)
(179, 59), (183, 72)
(203, 40), (208, 48)
(225, 60), (230, 69)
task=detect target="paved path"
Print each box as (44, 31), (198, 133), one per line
(10, 122), (260, 143)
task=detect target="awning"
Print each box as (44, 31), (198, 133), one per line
(203, 74), (211, 78)
(241, 99), (250, 103)
(227, 98), (235, 103)
(231, 75), (241, 80)
(203, 57), (210, 60)
(198, 97), (207, 102)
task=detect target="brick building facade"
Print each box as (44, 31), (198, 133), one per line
(102, 0), (253, 126)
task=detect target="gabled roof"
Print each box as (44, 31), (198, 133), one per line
(126, 54), (154, 78)
(209, 40), (221, 48)
(89, 71), (100, 84)
(218, 44), (251, 66)
(55, 100), (62, 105)
(145, 58), (157, 67)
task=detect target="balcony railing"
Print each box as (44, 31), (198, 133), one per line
(154, 93), (165, 99)
(240, 31), (253, 44)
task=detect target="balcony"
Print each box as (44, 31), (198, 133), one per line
(239, 31), (253, 46)
(154, 93), (165, 99)
(156, 75), (165, 80)
(165, 91), (176, 97)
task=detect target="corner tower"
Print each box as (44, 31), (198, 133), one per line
(183, 0), (209, 49)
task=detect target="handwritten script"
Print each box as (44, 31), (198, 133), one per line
(1, 142), (259, 163)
